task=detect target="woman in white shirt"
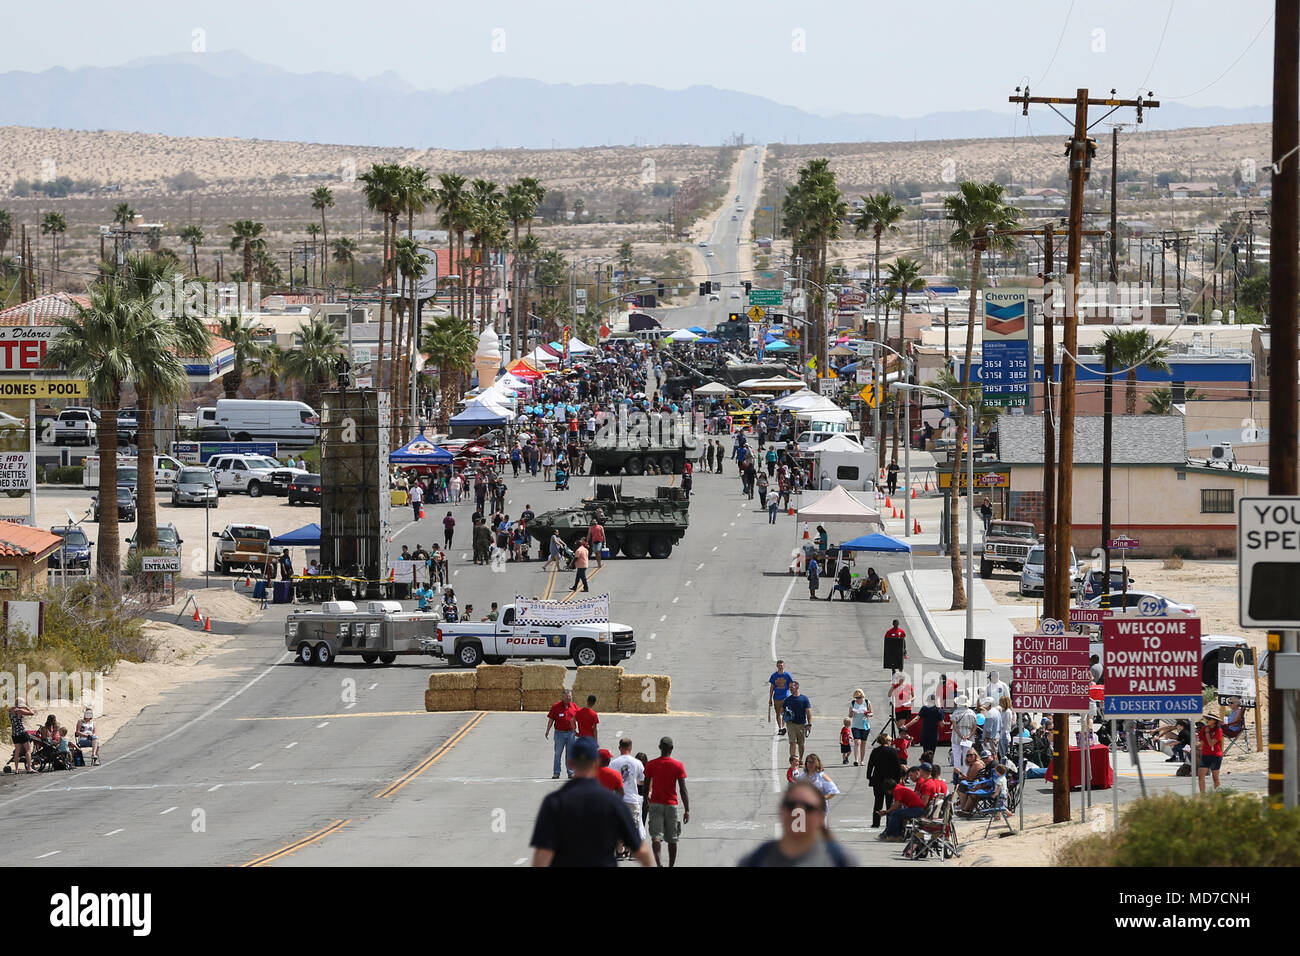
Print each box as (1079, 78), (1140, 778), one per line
(793, 753), (840, 817)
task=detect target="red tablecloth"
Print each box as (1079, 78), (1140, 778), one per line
(1046, 744), (1113, 789)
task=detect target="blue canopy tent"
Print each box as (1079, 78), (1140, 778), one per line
(449, 401), (511, 437)
(696, 336), (720, 344)
(270, 522), (321, 546)
(688, 326), (710, 335)
(765, 340), (795, 352)
(840, 532), (911, 553)
(390, 437), (454, 466)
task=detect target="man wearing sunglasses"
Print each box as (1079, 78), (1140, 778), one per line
(737, 781), (855, 867)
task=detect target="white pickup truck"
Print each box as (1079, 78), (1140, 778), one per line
(429, 604), (638, 668)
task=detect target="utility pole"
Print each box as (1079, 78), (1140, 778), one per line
(1102, 338), (1114, 603)
(1011, 84), (1158, 823)
(1109, 125), (1122, 284)
(1268, 0), (1298, 810)
(1042, 226), (1056, 615)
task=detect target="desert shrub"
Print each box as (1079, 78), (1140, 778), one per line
(1056, 792), (1300, 867)
(1162, 555), (1183, 570)
(46, 466), (84, 485)
(1171, 545), (1194, 559)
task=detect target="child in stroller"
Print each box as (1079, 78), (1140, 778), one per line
(30, 727), (73, 773)
(555, 465), (569, 491)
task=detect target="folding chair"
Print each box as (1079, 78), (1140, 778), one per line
(902, 793), (960, 860)
(1221, 708), (1251, 756)
(972, 786), (1014, 837)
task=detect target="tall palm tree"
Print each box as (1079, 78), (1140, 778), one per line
(469, 179), (504, 333)
(435, 173), (470, 321)
(305, 223), (321, 285)
(283, 320), (344, 412)
(358, 163), (404, 390)
(178, 224), (205, 276)
(229, 220), (266, 287)
(504, 182), (540, 361)
(855, 193), (906, 313)
(515, 233), (542, 345)
(782, 160), (846, 372)
(942, 180), (1019, 610)
(249, 342), (289, 398)
(395, 166), (434, 414)
(1104, 328), (1172, 414)
(218, 312), (263, 399)
(518, 177), (546, 237)
(310, 186), (335, 286)
(394, 236), (431, 437)
(884, 256), (927, 346)
(1144, 385), (1201, 415)
(420, 316), (477, 428)
(44, 285), (141, 588)
(0, 209), (12, 260)
(332, 237), (358, 284)
(40, 211), (67, 290)
(112, 203), (136, 228)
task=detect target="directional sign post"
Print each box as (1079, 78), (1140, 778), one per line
(1102, 607), (1203, 718)
(1012, 618), (1093, 713)
(1108, 535), (1140, 550)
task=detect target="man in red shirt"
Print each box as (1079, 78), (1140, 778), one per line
(575, 695), (600, 743)
(545, 689), (579, 779)
(644, 736), (690, 867)
(596, 749), (624, 794)
(917, 762), (947, 801)
(881, 766), (926, 840)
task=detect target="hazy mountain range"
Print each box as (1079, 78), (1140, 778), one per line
(0, 50), (1270, 150)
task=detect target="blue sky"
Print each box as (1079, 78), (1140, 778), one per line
(6, 0), (1275, 115)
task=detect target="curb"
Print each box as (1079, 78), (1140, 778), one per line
(900, 569), (963, 663)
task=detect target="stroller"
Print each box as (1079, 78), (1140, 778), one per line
(902, 793), (960, 860)
(31, 737), (73, 773)
(555, 466), (569, 491)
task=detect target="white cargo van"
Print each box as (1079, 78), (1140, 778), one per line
(198, 400), (320, 450)
(83, 454), (185, 490)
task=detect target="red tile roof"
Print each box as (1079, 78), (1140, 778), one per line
(0, 524), (64, 560)
(0, 293), (89, 326)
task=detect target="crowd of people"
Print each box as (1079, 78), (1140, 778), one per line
(6, 700), (101, 773)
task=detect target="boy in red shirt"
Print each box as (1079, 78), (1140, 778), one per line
(893, 734), (910, 764)
(917, 762), (948, 801)
(596, 749), (624, 794)
(575, 695), (600, 743)
(840, 718), (853, 765)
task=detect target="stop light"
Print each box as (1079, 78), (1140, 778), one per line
(699, 282), (709, 296)
(743, 281), (752, 294)
(728, 313), (741, 322)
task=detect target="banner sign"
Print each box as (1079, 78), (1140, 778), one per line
(0, 453), (33, 492)
(1217, 646), (1257, 707)
(1012, 619), (1092, 712)
(172, 441), (279, 464)
(391, 559), (431, 585)
(1102, 611), (1203, 717)
(981, 289), (1030, 409)
(514, 593), (610, 627)
(141, 556), (182, 573)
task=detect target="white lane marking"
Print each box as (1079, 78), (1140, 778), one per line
(672, 596), (679, 604)
(286, 741), (298, 749)
(722, 532), (727, 537)
(649, 633), (656, 640)
(248, 763), (263, 771)
(393, 519), (416, 537)
(696, 563), (704, 571)
(659, 615), (666, 622)
(514, 857), (527, 865)
(36, 850), (60, 859)
(712, 546), (718, 552)
(316, 721), (330, 728)
(103, 828), (123, 837)
(461, 553), (469, 560)
(160, 807), (178, 815)
(367, 684), (378, 691)
(645, 653), (652, 660)
(684, 580), (692, 587)
(207, 784), (222, 792)
(453, 570), (460, 576)
(736, 512), (741, 517)
(346, 702), (357, 710)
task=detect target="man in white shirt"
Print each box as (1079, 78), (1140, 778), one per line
(985, 670), (1009, 702)
(608, 737), (646, 842)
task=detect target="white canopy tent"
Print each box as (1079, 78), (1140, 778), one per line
(566, 338), (595, 353)
(737, 376), (807, 391)
(797, 484), (884, 525)
(667, 328), (700, 342)
(693, 381), (734, 396)
(525, 346), (561, 365)
(794, 406), (853, 424)
(773, 389), (824, 410)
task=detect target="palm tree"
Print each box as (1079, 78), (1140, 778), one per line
(249, 342), (289, 398)
(1144, 385), (1201, 415)
(359, 163), (404, 390)
(518, 177), (546, 237)
(505, 182), (541, 360)
(40, 211), (67, 290)
(942, 180), (1020, 611)
(0, 209), (12, 260)
(310, 186), (335, 285)
(469, 179), (504, 332)
(283, 320), (343, 412)
(782, 160), (847, 371)
(394, 236), (431, 436)
(855, 193), (906, 319)
(332, 237), (358, 284)
(884, 256), (927, 345)
(178, 224), (205, 276)
(229, 220), (266, 287)
(515, 233), (542, 344)
(112, 203), (136, 228)
(44, 285), (142, 588)
(218, 312), (263, 399)
(420, 316), (477, 428)
(435, 172), (471, 321)
(305, 223), (321, 285)
(395, 167), (434, 419)
(1104, 328), (1172, 414)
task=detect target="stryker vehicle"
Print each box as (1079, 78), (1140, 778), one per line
(584, 418), (702, 475)
(528, 483), (689, 559)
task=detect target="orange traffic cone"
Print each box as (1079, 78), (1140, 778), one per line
(911, 488), (917, 499)
(244, 575), (252, 587)
(885, 496), (891, 509)
(914, 519), (921, 534)
(802, 523), (810, 540)
(203, 616), (212, 632)
(787, 506), (794, 516)
(192, 606), (201, 623)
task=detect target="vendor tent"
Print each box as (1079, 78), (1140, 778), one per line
(794, 406), (853, 424)
(524, 347), (560, 366)
(696, 336), (721, 344)
(450, 402), (512, 426)
(693, 381), (734, 396)
(737, 376), (806, 391)
(566, 338), (595, 353)
(505, 358), (545, 379)
(764, 340), (795, 352)
(270, 523), (322, 546)
(688, 326), (710, 335)
(668, 328), (700, 342)
(811, 434), (865, 452)
(797, 484), (883, 526)
(773, 389), (823, 410)
(840, 532), (911, 553)
(390, 437), (455, 465)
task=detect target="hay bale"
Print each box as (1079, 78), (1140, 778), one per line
(521, 663), (568, 691)
(474, 688), (522, 711)
(428, 670), (478, 691)
(573, 664), (624, 706)
(617, 674), (671, 714)
(476, 664), (524, 690)
(522, 689), (563, 712)
(424, 689), (476, 712)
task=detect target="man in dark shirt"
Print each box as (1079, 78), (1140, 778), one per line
(531, 737), (654, 867)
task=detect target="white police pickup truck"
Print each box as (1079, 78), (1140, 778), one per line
(429, 603), (637, 668)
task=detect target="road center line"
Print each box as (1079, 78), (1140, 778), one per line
(286, 741), (298, 749)
(376, 712), (486, 799)
(248, 763), (263, 770)
(103, 828), (123, 837)
(160, 807), (178, 815)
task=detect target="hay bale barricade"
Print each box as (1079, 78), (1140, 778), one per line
(520, 663), (567, 691)
(428, 671), (477, 691)
(476, 664), (524, 690)
(573, 665), (623, 709)
(424, 689), (476, 712)
(475, 688), (523, 711)
(618, 674), (671, 714)
(522, 689), (562, 712)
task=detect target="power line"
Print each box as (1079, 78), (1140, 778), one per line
(1035, 0), (1077, 87)
(1137, 1), (1175, 92)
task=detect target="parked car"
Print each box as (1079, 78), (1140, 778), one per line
(54, 408), (98, 446)
(127, 522), (182, 559)
(197, 425), (232, 442)
(172, 467), (218, 507)
(197, 399), (321, 450)
(117, 409), (139, 445)
(1080, 590), (1196, 615)
(92, 485), (137, 523)
(288, 473), (322, 505)
(1081, 567), (1136, 601)
(48, 526), (93, 569)
(1020, 545), (1082, 597)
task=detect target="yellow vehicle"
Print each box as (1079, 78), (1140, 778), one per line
(725, 400), (757, 430)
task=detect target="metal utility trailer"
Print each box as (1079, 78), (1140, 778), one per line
(286, 600), (442, 666)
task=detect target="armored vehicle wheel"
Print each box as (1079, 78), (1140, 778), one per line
(379, 653), (396, 664)
(603, 531), (621, 557)
(649, 534), (673, 559)
(298, 643), (315, 664)
(622, 533), (649, 559)
(314, 643), (333, 666)
(625, 455), (643, 476)
(659, 455), (676, 475)
(361, 653), (379, 664)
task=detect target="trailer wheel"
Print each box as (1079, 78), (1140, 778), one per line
(659, 455), (676, 475)
(297, 643), (315, 664)
(361, 652), (378, 664)
(571, 641), (599, 667)
(314, 643), (333, 666)
(379, 653), (396, 664)
(649, 534), (673, 559)
(625, 456), (643, 476)
(456, 642), (484, 667)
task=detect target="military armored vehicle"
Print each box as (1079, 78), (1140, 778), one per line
(528, 483), (689, 559)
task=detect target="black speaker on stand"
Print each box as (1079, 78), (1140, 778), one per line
(963, 638), (986, 672)
(883, 637), (905, 671)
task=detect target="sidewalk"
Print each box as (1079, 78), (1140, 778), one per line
(893, 568), (1037, 665)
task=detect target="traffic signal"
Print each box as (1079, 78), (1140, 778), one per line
(728, 312), (741, 322)
(699, 282), (709, 296)
(743, 281), (752, 294)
